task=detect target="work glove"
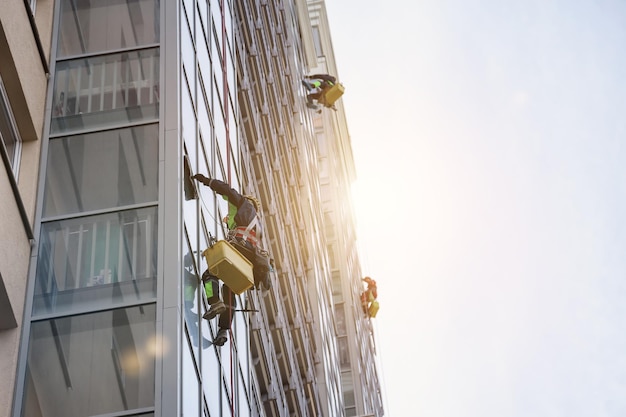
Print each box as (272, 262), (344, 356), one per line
(191, 173), (211, 186)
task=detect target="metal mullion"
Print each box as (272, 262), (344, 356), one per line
(41, 201), (158, 223)
(90, 221), (97, 279)
(62, 227), (71, 291)
(87, 62), (94, 112)
(136, 58), (142, 106)
(56, 43), (160, 63)
(74, 66), (82, 114)
(45, 232), (56, 294)
(48, 118), (159, 139)
(112, 59), (118, 109)
(99, 61), (106, 111)
(149, 54), (155, 104)
(75, 224), (85, 289)
(131, 219), (138, 279)
(29, 300), (158, 323)
(118, 219), (126, 281)
(144, 215), (151, 277)
(125, 57), (131, 107)
(105, 220), (111, 282)
(83, 406), (156, 417)
(62, 67), (70, 116)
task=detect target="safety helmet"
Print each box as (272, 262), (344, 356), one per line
(244, 195), (261, 211)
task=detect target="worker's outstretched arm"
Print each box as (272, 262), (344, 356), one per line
(191, 174), (246, 207)
(309, 74), (336, 83)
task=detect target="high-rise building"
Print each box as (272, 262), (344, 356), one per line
(2, 1), (384, 416)
(303, 3), (385, 416)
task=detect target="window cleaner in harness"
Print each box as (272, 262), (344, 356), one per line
(192, 174), (273, 346)
(302, 73), (345, 112)
(361, 276), (380, 318)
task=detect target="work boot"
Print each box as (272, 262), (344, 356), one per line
(213, 329), (228, 346)
(203, 300), (226, 320)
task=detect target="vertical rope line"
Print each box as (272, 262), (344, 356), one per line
(219, 3), (234, 414)
(222, 0), (231, 185)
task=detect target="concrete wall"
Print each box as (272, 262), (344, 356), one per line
(0, 1), (54, 416)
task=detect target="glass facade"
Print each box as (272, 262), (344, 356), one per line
(19, 0), (162, 415)
(33, 207), (158, 316)
(22, 305), (156, 417)
(17, 0), (254, 415)
(43, 124), (159, 218)
(179, 0), (256, 415)
(56, 0), (160, 58)
(307, 2), (385, 415)
(51, 49), (160, 135)
(13, 0), (381, 415)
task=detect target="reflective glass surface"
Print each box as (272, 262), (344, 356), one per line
(52, 48), (160, 135)
(58, 0), (160, 58)
(183, 330), (201, 417)
(43, 124), (159, 218)
(338, 336), (350, 369)
(201, 317), (221, 416)
(22, 305), (156, 417)
(33, 207), (158, 316)
(0, 79), (19, 173)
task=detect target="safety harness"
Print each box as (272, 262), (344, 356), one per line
(231, 215), (260, 247)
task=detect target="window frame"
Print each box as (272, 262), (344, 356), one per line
(0, 76), (23, 180)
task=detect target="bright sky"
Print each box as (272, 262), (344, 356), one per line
(325, 1), (626, 416)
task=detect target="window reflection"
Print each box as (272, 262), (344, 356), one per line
(44, 124), (159, 218)
(183, 328), (201, 417)
(22, 305), (156, 417)
(0, 77), (21, 176)
(33, 207), (157, 316)
(335, 304), (346, 336)
(58, 0), (159, 58)
(52, 48), (160, 135)
(338, 336), (350, 369)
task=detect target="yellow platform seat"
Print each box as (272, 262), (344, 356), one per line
(368, 300), (380, 318)
(321, 83), (345, 106)
(203, 240), (254, 294)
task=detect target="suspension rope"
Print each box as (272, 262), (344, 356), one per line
(218, 0), (235, 412)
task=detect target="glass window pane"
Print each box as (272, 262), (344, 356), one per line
(335, 303), (346, 336)
(0, 103), (16, 166)
(57, 0), (159, 58)
(183, 328), (201, 417)
(22, 305), (156, 417)
(43, 124), (159, 217)
(331, 271), (343, 303)
(52, 48), (160, 135)
(0, 78), (20, 174)
(182, 12), (197, 98)
(33, 207), (158, 316)
(201, 317), (221, 416)
(338, 336), (350, 369)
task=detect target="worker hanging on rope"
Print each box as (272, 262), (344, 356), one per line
(192, 173), (273, 346)
(361, 276), (380, 318)
(302, 73), (344, 111)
